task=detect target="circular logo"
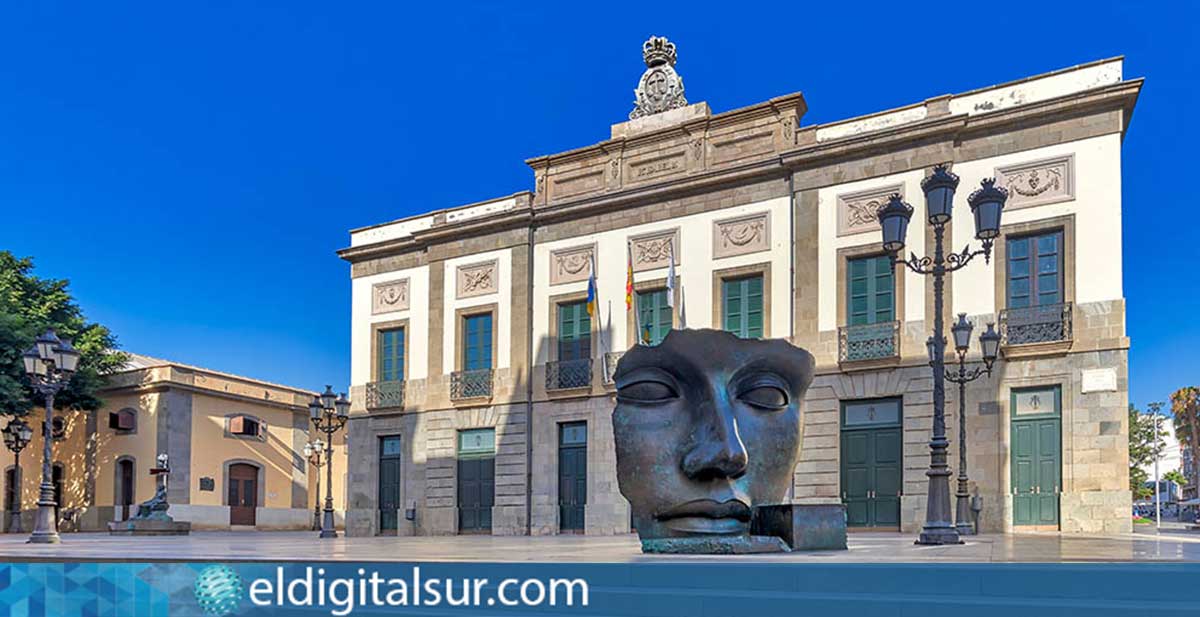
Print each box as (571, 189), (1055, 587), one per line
(193, 564), (244, 616)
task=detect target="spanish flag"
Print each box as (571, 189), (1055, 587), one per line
(625, 244), (634, 311)
(585, 255), (598, 318)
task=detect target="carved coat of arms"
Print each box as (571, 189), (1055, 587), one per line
(630, 36), (688, 120)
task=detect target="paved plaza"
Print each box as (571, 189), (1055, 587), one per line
(0, 528), (1198, 563)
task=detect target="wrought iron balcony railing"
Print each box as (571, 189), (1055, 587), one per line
(546, 358), (593, 391)
(838, 321), (901, 363)
(999, 302), (1072, 346)
(450, 368), (493, 401)
(602, 352), (624, 385)
(365, 380), (406, 411)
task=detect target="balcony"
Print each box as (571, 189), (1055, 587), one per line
(602, 352), (624, 385)
(450, 368), (493, 401)
(546, 358), (593, 391)
(999, 302), (1073, 354)
(838, 321), (900, 366)
(365, 380), (406, 411)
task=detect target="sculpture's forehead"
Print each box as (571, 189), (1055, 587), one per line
(615, 329), (813, 383)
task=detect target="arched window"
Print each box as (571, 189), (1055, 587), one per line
(108, 408), (137, 433)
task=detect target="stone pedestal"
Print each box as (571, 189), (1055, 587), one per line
(108, 519), (191, 536)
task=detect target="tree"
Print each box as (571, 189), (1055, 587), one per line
(0, 251), (126, 416)
(1129, 403), (1166, 498)
(1172, 387), (1200, 493)
(1164, 469), (1187, 487)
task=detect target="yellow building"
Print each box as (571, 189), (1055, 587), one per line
(2, 353), (347, 532)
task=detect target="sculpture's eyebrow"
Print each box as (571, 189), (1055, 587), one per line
(613, 349), (704, 386)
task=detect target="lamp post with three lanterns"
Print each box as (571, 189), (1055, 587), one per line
(309, 386), (349, 539)
(20, 329), (81, 544)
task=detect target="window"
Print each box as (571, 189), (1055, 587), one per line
(847, 255), (894, 325)
(636, 289), (672, 345)
(1007, 231), (1063, 309)
(463, 313), (493, 371)
(108, 408), (137, 432)
(722, 275), (764, 339)
(228, 415), (264, 438)
(557, 301), (591, 361)
(377, 327), (405, 382)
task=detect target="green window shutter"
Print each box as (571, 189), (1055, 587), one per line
(557, 301), (591, 360)
(1007, 231), (1063, 308)
(848, 256), (894, 325)
(636, 289), (672, 345)
(376, 327), (405, 381)
(463, 314), (493, 371)
(722, 275), (764, 339)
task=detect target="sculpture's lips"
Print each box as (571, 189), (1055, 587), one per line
(656, 499), (751, 534)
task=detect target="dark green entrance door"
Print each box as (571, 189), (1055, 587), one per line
(1011, 386), (1062, 527)
(457, 429), (495, 534)
(558, 422), (587, 532)
(840, 398), (902, 528)
(378, 436), (402, 533)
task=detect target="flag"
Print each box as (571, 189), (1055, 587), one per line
(666, 241), (676, 309)
(625, 243), (634, 311)
(585, 255), (598, 318)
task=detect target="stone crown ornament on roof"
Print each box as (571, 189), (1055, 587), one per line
(629, 36), (688, 120)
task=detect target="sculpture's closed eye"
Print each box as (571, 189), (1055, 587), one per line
(736, 380), (789, 411)
(617, 380), (679, 403)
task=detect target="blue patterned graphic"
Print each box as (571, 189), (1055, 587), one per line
(192, 565), (243, 616)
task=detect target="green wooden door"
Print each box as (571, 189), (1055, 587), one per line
(1011, 386), (1061, 527)
(840, 399), (902, 528)
(557, 302), (591, 361)
(457, 429), (495, 534)
(722, 275), (764, 339)
(847, 255), (895, 326)
(636, 289), (672, 345)
(557, 422), (588, 532)
(378, 436), (402, 532)
(463, 314), (493, 371)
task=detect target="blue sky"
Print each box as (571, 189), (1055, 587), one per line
(0, 1), (1194, 408)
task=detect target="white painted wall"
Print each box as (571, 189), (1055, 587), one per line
(442, 249), (513, 373)
(350, 265), (430, 386)
(532, 196), (793, 363)
(817, 170), (928, 332)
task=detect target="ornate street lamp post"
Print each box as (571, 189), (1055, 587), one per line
(303, 440), (326, 532)
(940, 314), (1001, 535)
(21, 329), (81, 544)
(309, 386), (349, 539)
(877, 165), (1007, 545)
(3, 419), (34, 533)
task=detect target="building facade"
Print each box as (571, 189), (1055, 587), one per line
(2, 353), (347, 532)
(340, 41), (1140, 537)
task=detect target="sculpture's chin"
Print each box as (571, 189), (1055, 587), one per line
(661, 516), (748, 535)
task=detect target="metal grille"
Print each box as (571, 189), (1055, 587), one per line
(546, 358), (593, 391)
(838, 321), (900, 363)
(365, 380), (405, 411)
(1000, 302), (1072, 346)
(602, 352), (624, 385)
(450, 368), (493, 400)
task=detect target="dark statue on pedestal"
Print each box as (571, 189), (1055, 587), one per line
(612, 329), (846, 554)
(108, 453), (191, 535)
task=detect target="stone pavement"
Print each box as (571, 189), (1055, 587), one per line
(0, 529), (1199, 562)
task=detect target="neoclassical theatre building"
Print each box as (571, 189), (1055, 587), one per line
(339, 39), (1140, 537)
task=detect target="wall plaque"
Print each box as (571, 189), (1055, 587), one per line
(996, 155), (1074, 210)
(549, 244), (595, 286)
(199, 477), (215, 491)
(713, 212), (770, 259)
(629, 230), (679, 273)
(456, 260), (498, 299)
(1081, 368), (1117, 393)
(372, 278), (410, 315)
(837, 184), (903, 237)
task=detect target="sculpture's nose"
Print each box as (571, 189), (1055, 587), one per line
(682, 398), (749, 481)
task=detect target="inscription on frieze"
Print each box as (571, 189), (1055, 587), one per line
(996, 155), (1074, 210)
(713, 213), (770, 258)
(372, 278), (410, 315)
(836, 184), (904, 237)
(456, 260), (498, 299)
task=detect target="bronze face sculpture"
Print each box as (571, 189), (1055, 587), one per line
(612, 329), (816, 553)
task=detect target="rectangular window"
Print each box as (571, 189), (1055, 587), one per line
(1012, 385), (1061, 417)
(463, 313), (493, 371)
(847, 255), (895, 325)
(722, 275), (764, 339)
(636, 288), (672, 345)
(458, 428), (496, 457)
(376, 327), (405, 382)
(1007, 231), (1063, 309)
(557, 301), (591, 361)
(842, 398), (902, 428)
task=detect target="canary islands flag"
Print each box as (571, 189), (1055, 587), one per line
(586, 255), (598, 317)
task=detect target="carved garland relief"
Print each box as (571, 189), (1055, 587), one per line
(836, 184), (904, 237)
(456, 260), (499, 299)
(996, 155), (1075, 210)
(713, 213), (770, 258)
(372, 279), (410, 315)
(629, 230), (679, 273)
(549, 245), (596, 286)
